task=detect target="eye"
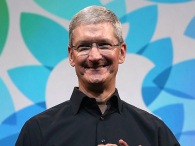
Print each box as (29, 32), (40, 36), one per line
(77, 44), (91, 52)
(98, 43), (112, 50)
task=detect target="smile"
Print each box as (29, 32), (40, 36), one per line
(85, 65), (107, 69)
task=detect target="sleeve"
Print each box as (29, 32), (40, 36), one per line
(158, 121), (181, 146)
(15, 118), (42, 146)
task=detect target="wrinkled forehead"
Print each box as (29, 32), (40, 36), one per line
(71, 22), (116, 43)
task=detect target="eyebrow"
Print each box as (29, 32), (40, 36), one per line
(75, 39), (113, 45)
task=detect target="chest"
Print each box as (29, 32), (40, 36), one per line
(41, 111), (158, 146)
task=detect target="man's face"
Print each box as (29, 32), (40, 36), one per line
(68, 22), (126, 89)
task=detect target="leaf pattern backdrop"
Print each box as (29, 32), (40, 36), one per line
(0, 0), (195, 145)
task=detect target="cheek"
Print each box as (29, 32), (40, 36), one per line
(75, 55), (86, 66)
(74, 58), (86, 74)
(111, 62), (119, 74)
(111, 54), (120, 71)
(107, 53), (120, 65)
(105, 56), (119, 74)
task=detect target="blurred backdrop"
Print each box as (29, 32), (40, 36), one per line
(0, 0), (195, 145)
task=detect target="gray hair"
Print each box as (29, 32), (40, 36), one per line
(69, 5), (124, 45)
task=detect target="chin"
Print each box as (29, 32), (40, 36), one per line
(88, 78), (105, 84)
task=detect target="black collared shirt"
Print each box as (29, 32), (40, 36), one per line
(15, 87), (180, 146)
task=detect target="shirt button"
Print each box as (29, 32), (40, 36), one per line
(100, 116), (104, 120)
(101, 139), (106, 143)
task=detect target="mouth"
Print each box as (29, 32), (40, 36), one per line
(85, 65), (107, 69)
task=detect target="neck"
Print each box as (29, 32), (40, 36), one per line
(79, 84), (115, 102)
(79, 83), (115, 114)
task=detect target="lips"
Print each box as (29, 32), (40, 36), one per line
(85, 65), (107, 69)
(83, 61), (108, 69)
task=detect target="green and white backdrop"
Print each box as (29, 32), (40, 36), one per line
(0, 0), (195, 145)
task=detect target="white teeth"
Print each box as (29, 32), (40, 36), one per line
(97, 66), (105, 68)
(87, 66), (104, 69)
(98, 66), (103, 68)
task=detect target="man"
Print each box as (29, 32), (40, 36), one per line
(16, 6), (180, 146)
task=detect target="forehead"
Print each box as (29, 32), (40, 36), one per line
(72, 22), (117, 43)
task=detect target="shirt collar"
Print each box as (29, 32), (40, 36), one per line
(70, 87), (122, 115)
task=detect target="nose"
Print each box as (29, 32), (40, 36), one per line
(88, 44), (102, 61)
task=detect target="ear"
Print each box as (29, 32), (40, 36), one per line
(119, 42), (127, 64)
(68, 45), (75, 67)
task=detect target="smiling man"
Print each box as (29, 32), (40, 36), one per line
(68, 22), (126, 113)
(16, 6), (180, 146)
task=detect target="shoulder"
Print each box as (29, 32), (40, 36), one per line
(38, 100), (71, 117)
(26, 100), (72, 125)
(121, 100), (164, 126)
(121, 101), (180, 145)
(16, 101), (73, 144)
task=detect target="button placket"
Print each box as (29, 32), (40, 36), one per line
(101, 139), (106, 144)
(97, 115), (107, 145)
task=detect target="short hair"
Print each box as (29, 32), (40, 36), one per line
(69, 5), (124, 45)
